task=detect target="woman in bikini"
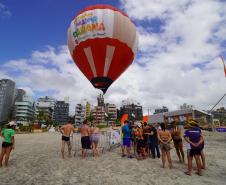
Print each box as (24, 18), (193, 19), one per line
(158, 123), (173, 169)
(90, 124), (100, 157)
(136, 122), (147, 160)
(132, 122), (139, 157)
(171, 124), (184, 163)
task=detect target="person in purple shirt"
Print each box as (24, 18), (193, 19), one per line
(184, 120), (204, 176)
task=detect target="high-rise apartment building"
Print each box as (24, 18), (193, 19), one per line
(14, 95), (35, 125)
(93, 106), (105, 124)
(0, 79), (15, 123)
(119, 102), (143, 121)
(97, 94), (104, 106)
(75, 100), (91, 125)
(75, 103), (86, 125)
(14, 89), (26, 102)
(105, 103), (117, 125)
(36, 96), (56, 122)
(53, 101), (69, 125)
(12, 89), (26, 118)
(85, 101), (91, 118)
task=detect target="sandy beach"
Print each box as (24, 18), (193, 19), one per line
(0, 131), (226, 185)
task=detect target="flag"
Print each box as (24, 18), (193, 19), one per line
(121, 114), (128, 125)
(220, 55), (226, 77)
(105, 112), (108, 117)
(120, 114), (128, 144)
(142, 115), (148, 123)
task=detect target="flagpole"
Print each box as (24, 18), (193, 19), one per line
(209, 92), (226, 112)
(210, 56), (226, 111)
(211, 56), (226, 111)
(208, 56), (226, 130)
(220, 55), (226, 77)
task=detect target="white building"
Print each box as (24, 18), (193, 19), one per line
(74, 100), (91, 125)
(105, 103), (117, 125)
(75, 103), (86, 125)
(93, 106), (105, 125)
(15, 95), (35, 125)
(36, 96), (56, 121)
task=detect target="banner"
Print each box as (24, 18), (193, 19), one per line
(110, 130), (120, 145)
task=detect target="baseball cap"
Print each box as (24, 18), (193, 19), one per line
(188, 120), (199, 127)
(137, 122), (142, 128)
(7, 121), (16, 126)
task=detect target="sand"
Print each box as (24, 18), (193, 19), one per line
(0, 131), (226, 185)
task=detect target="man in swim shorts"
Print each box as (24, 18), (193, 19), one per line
(184, 120), (203, 176)
(60, 118), (76, 159)
(122, 120), (133, 158)
(80, 120), (91, 158)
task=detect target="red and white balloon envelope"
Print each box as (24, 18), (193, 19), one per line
(68, 5), (138, 94)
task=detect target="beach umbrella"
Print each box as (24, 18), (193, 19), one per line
(67, 4), (138, 94)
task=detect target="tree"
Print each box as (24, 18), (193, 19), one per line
(87, 113), (95, 123)
(115, 118), (121, 126)
(37, 109), (51, 125)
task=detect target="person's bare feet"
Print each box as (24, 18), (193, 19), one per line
(184, 171), (192, 176)
(195, 171), (203, 176)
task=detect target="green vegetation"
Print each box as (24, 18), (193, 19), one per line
(18, 124), (33, 133)
(96, 124), (110, 129)
(86, 114), (95, 123)
(37, 110), (53, 125)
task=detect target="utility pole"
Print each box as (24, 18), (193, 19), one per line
(208, 56), (226, 130)
(209, 93), (226, 112)
(209, 92), (226, 131)
(147, 108), (151, 116)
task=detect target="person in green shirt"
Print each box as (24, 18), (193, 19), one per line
(0, 121), (16, 167)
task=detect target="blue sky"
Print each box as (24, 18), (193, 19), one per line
(0, 0), (120, 61)
(1, 0), (226, 113)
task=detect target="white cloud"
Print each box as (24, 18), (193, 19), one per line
(117, 0), (226, 113)
(17, 86), (34, 97)
(0, 3), (11, 19)
(1, 0), (226, 116)
(1, 46), (102, 114)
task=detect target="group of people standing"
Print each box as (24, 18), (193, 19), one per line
(121, 120), (160, 159)
(0, 118), (206, 176)
(122, 119), (206, 176)
(60, 119), (100, 158)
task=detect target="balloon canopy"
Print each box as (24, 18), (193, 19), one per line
(68, 4), (138, 94)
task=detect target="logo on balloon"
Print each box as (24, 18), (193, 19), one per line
(73, 13), (106, 44)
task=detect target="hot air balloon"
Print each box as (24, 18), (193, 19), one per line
(67, 4), (138, 94)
